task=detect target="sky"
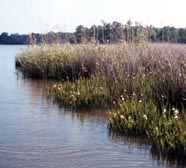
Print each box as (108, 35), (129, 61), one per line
(0, 0), (186, 34)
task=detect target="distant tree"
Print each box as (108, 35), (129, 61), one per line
(66, 33), (77, 44)
(104, 23), (113, 43)
(169, 27), (179, 43)
(96, 25), (104, 43)
(126, 19), (133, 42)
(148, 26), (157, 42)
(0, 32), (9, 43)
(178, 28), (186, 43)
(75, 25), (87, 43)
(112, 21), (124, 43)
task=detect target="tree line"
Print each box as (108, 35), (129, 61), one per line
(1, 21), (186, 44)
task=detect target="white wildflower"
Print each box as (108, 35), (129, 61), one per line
(143, 114), (148, 120)
(175, 115), (179, 119)
(174, 109), (179, 116)
(120, 115), (124, 119)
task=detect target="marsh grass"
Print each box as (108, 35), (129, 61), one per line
(46, 75), (110, 109)
(16, 43), (186, 106)
(16, 44), (102, 80)
(16, 43), (186, 162)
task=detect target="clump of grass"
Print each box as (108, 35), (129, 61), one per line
(108, 99), (159, 135)
(47, 75), (110, 109)
(16, 44), (101, 80)
(147, 108), (186, 163)
(108, 98), (186, 163)
(148, 118), (186, 153)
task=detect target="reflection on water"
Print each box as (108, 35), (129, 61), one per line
(0, 45), (184, 168)
(150, 146), (186, 167)
(109, 131), (185, 168)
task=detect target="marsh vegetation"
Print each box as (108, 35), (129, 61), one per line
(16, 43), (186, 165)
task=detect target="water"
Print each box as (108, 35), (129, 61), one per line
(0, 45), (182, 168)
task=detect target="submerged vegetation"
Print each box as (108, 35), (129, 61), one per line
(16, 43), (186, 164)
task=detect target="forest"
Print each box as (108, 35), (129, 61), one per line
(1, 21), (186, 44)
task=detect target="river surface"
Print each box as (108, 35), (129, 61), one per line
(0, 45), (182, 168)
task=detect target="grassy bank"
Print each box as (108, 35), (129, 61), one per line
(16, 43), (186, 163)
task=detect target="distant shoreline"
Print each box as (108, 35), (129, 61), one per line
(1, 21), (186, 44)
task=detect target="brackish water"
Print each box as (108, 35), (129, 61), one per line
(0, 45), (182, 168)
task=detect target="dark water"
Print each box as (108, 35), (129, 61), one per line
(0, 45), (181, 168)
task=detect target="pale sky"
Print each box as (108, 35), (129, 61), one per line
(0, 0), (186, 34)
